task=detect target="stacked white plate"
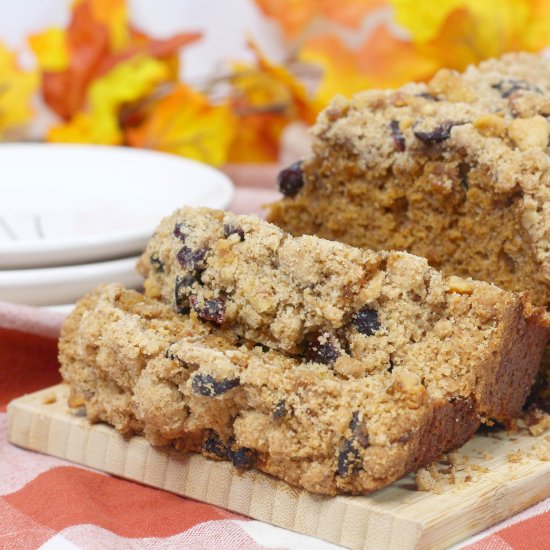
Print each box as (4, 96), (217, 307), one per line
(0, 144), (234, 313)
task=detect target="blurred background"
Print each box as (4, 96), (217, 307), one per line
(1, 0), (550, 166)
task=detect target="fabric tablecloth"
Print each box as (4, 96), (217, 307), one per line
(1, 174), (549, 550)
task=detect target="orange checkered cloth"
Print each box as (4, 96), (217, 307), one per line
(1, 182), (549, 550)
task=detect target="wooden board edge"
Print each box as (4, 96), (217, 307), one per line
(7, 384), (550, 550)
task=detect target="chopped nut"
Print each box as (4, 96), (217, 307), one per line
(416, 467), (437, 491)
(521, 209), (539, 231)
(428, 69), (475, 102)
(447, 276), (474, 295)
(474, 114), (507, 138)
(447, 452), (464, 465)
(508, 115), (550, 151)
(530, 440), (550, 461)
(388, 372), (422, 394)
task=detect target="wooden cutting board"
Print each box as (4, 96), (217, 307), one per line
(7, 384), (550, 550)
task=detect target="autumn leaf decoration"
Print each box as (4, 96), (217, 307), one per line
(225, 38), (319, 162)
(121, 37), (316, 164)
(30, 0), (201, 146)
(15, 0), (550, 165)
(0, 42), (37, 138)
(262, 0), (550, 107)
(125, 85), (236, 167)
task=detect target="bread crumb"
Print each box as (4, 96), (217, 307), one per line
(416, 468), (437, 491)
(507, 450), (523, 463)
(447, 452), (464, 465)
(529, 440), (550, 461)
(520, 408), (550, 437)
(42, 392), (57, 405)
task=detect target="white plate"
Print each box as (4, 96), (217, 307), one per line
(0, 256), (142, 306)
(0, 144), (234, 268)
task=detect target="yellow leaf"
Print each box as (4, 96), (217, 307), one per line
(48, 55), (167, 144)
(524, 0), (550, 51)
(0, 42), (37, 138)
(29, 28), (69, 71)
(390, 0), (462, 44)
(48, 112), (118, 144)
(126, 84), (235, 166)
(89, 0), (129, 50)
(390, 0), (546, 66)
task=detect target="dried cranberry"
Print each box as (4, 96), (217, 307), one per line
(272, 399), (287, 420)
(150, 253), (164, 273)
(277, 161), (304, 197)
(350, 411), (370, 448)
(165, 342), (178, 360)
(337, 439), (361, 477)
(414, 120), (465, 145)
(203, 431), (228, 459)
(416, 92), (438, 101)
(176, 246), (194, 269)
(491, 79), (543, 98)
(177, 246), (209, 270)
(390, 120), (406, 152)
(337, 411), (369, 476)
(458, 162), (470, 191)
(174, 276), (191, 314)
(191, 373), (240, 397)
(224, 223), (245, 241)
(352, 306), (381, 336)
(305, 331), (340, 365)
(173, 223), (187, 241)
(190, 295), (225, 324)
(227, 445), (256, 469)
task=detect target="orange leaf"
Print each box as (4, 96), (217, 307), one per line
(299, 35), (371, 105)
(126, 84), (235, 166)
(321, 0), (386, 29)
(254, 0), (317, 39)
(355, 26), (438, 86)
(301, 27), (437, 106)
(42, 0), (110, 120)
(254, 0), (385, 39)
(227, 112), (287, 163)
